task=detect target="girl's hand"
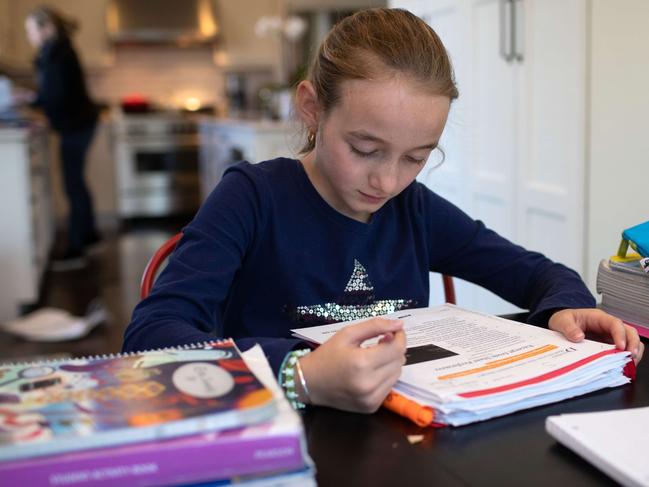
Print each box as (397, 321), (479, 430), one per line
(548, 308), (644, 364)
(298, 318), (406, 413)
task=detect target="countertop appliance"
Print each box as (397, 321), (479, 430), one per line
(112, 111), (201, 218)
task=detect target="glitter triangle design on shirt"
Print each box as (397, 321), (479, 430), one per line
(287, 259), (416, 326)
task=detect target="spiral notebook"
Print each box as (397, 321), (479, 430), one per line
(0, 339), (276, 463)
(0, 345), (314, 487)
(546, 407), (649, 487)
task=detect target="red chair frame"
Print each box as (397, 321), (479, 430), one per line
(139, 232), (183, 300)
(140, 232), (456, 305)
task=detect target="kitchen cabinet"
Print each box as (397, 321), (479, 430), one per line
(198, 118), (301, 200)
(0, 125), (54, 322)
(216, 1), (281, 71)
(0, 0), (12, 66)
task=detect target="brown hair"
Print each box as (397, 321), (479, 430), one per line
(301, 8), (458, 153)
(28, 5), (78, 39)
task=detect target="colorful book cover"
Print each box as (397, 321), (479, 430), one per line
(620, 220), (649, 257)
(0, 340), (276, 463)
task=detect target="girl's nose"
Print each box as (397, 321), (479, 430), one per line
(368, 162), (399, 195)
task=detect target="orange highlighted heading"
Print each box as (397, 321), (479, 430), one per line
(438, 344), (558, 380)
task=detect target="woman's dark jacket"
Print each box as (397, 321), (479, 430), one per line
(33, 36), (98, 132)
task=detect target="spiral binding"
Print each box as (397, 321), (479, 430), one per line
(0, 338), (235, 368)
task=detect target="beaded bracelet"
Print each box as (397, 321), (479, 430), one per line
(279, 349), (311, 410)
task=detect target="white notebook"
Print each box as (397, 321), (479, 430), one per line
(546, 407), (649, 487)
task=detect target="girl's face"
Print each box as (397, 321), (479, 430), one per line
(25, 17), (53, 49)
(301, 75), (450, 223)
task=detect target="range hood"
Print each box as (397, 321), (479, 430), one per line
(106, 0), (220, 44)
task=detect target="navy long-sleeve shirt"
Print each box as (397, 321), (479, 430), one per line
(123, 158), (595, 372)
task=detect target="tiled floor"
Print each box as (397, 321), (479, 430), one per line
(0, 217), (189, 363)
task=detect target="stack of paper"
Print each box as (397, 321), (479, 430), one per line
(597, 258), (649, 336)
(546, 407), (649, 487)
(293, 305), (632, 427)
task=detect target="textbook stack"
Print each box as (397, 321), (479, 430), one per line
(293, 305), (634, 427)
(0, 340), (315, 486)
(596, 257), (649, 338)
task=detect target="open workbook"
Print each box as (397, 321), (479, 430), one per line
(292, 304), (634, 426)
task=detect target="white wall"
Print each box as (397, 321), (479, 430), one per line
(586, 0), (649, 290)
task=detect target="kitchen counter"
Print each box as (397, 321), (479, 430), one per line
(198, 116), (301, 131)
(0, 115), (48, 141)
(198, 117), (303, 200)
(0, 127), (29, 142)
(0, 124), (54, 322)
(0, 121), (36, 141)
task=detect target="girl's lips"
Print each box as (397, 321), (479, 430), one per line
(359, 191), (387, 204)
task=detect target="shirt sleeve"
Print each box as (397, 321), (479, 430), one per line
(121, 165), (309, 373)
(422, 188), (595, 325)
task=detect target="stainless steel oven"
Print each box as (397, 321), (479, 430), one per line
(113, 113), (201, 218)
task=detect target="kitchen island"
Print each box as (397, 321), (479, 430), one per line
(198, 118), (302, 200)
(0, 123), (54, 322)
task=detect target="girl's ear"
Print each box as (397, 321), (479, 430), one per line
(295, 80), (319, 131)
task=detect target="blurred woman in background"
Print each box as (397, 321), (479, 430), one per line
(24, 5), (100, 270)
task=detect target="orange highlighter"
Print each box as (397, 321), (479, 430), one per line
(382, 391), (440, 427)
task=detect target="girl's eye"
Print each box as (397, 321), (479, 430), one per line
(405, 155), (426, 164)
(350, 145), (378, 158)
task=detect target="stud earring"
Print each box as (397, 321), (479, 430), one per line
(307, 131), (316, 145)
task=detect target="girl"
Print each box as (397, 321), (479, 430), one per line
(23, 6), (100, 270)
(124, 8), (643, 413)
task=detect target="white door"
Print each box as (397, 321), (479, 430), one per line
(409, 0), (521, 313)
(514, 0), (586, 275)
(463, 0), (521, 313)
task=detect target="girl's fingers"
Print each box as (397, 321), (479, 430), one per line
(633, 341), (645, 364)
(363, 329), (407, 368)
(551, 309), (643, 364)
(358, 359), (404, 412)
(341, 318), (403, 347)
(552, 309), (628, 350)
